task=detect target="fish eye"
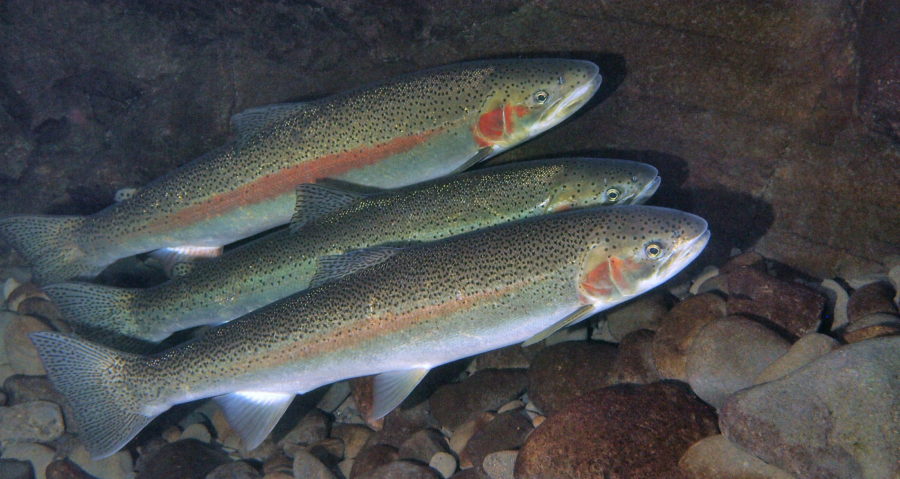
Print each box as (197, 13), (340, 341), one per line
(645, 242), (663, 259)
(606, 188), (621, 202)
(532, 90), (549, 105)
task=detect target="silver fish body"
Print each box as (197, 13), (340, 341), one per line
(32, 206), (708, 459)
(1, 59), (601, 284)
(45, 158), (660, 347)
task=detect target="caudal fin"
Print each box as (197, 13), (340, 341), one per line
(29, 332), (159, 459)
(0, 215), (100, 285)
(43, 283), (156, 353)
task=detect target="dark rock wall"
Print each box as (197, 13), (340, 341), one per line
(0, 0), (897, 278)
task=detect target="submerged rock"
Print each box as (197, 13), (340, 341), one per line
(526, 341), (617, 416)
(686, 317), (790, 408)
(753, 333), (839, 384)
(430, 369), (528, 430)
(134, 439), (230, 479)
(610, 329), (661, 384)
(651, 293), (727, 381)
(0, 401), (64, 443)
(720, 336), (900, 479)
(678, 434), (797, 479)
(514, 382), (718, 478)
(725, 267), (824, 339)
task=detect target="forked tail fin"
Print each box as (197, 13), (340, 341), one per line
(29, 332), (159, 459)
(0, 215), (99, 285)
(43, 282), (155, 352)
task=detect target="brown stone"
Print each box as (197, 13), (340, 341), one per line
(514, 382), (718, 479)
(651, 294), (727, 381)
(526, 341), (617, 416)
(720, 336), (900, 478)
(462, 411), (533, 473)
(134, 439), (230, 479)
(356, 460), (442, 479)
(842, 323), (900, 343)
(858, 0), (900, 142)
(3, 374), (78, 434)
(847, 281), (899, 323)
(350, 376), (381, 430)
(349, 444), (398, 479)
(472, 345), (531, 370)
(726, 267), (825, 339)
(45, 459), (94, 479)
(719, 252), (766, 275)
(429, 369), (528, 430)
(611, 329), (661, 384)
(397, 429), (449, 464)
(374, 400), (436, 450)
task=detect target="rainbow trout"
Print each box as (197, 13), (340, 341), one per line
(0, 59), (601, 285)
(32, 206), (709, 459)
(45, 158), (660, 348)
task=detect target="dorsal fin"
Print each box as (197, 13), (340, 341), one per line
(231, 102), (312, 142)
(309, 247), (401, 289)
(290, 184), (364, 233)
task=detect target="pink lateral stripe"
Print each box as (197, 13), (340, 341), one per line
(165, 128), (448, 230)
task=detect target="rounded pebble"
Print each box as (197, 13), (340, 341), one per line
(68, 443), (134, 479)
(482, 450), (517, 479)
(1, 442), (56, 479)
(721, 336), (900, 478)
(0, 401), (64, 443)
(429, 451), (458, 478)
(651, 293), (727, 381)
(686, 317), (790, 408)
(292, 449), (336, 479)
(678, 434), (797, 478)
(753, 333), (840, 384)
(181, 423), (212, 443)
(4, 315), (51, 376)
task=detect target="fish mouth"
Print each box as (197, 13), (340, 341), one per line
(656, 229), (710, 282)
(631, 176), (661, 205)
(529, 71), (602, 137)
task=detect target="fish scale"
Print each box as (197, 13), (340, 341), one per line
(1, 59), (601, 284)
(31, 205), (709, 459)
(45, 158), (660, 348)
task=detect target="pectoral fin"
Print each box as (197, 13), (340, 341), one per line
(290, 184), (364, 233)
(371, 368), (430, 420)
(522, 304), (596, 347)
(449, 147), (494, 175)
(213, 391), (295, 451)
(309, 247), (401, 288)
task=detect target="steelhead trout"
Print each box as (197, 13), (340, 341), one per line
(0, 59), (601, 285)
(32, 206), (709, 459)
(45, 158), (660, 348)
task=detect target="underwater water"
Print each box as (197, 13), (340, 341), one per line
(0, 1), (899, 478)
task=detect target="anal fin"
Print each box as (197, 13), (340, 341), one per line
(522, 304), (596, 347)
(371, 367), (430, 420)
(213, 391), (295, 451)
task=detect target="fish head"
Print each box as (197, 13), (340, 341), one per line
(541, 159), (661, 213)
(577, 206), (709, 304)
(472, 59), (601, 151)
